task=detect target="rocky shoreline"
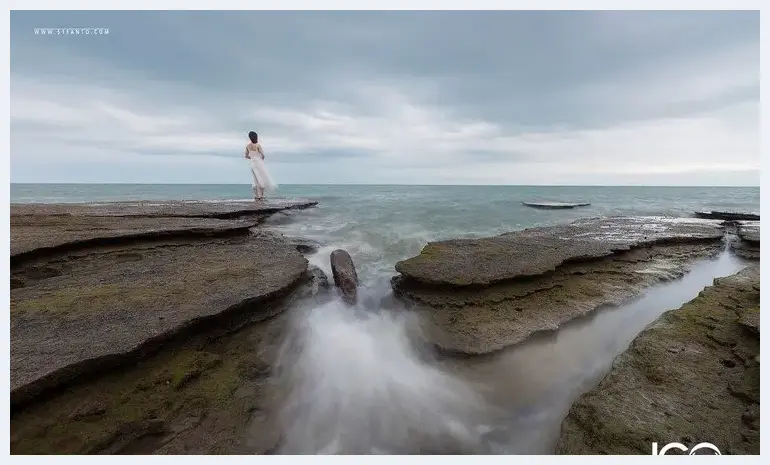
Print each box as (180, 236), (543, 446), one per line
(10, 200), (326, 454)
(556, 265), (760, 454)
(391, 217), (749, 355)
(10, 203), (760, 454)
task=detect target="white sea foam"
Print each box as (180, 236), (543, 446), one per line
(273, 293), (494, 454)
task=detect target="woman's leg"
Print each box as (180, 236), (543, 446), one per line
(251, 170), (261, 201)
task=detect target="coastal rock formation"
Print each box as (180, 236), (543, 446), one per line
(305, 265), (332, 298)
(556, 266), (760, 455)
(392, 216), (727, 354)
(249, 229), (322, 255)
(11, 219), (312, 408)
(11, 308), (292, 454)
(732, 221), (760, 261)
(330, 249), (359, 305)
(10, 199), (318, 220)
(10, 200), (317, 264)
(11, 215), (255, 261)
(10, 199), (321, 455)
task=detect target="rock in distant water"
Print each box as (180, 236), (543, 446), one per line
(330, 249), (359, 305)
(522, 201), (591, 210)
(694, 211), (759, 221)
(556, 266), (760, 455)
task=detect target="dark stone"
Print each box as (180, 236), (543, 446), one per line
(522, 201), (591, 209)
(694, 211), (759, 221)
(308, 266), (331, 295)
(330, 249), (359, 305)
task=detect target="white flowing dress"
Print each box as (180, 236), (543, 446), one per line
(248, 149), (277, 195)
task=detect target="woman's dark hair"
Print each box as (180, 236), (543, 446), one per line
(248, 131), (259, 143)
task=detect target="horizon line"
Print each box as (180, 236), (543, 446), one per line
(9, 182), (761, 188)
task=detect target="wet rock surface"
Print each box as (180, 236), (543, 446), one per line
(11, 199), (318, 219)
(556, 266), (760, 455)
(330, 249), (359, 305)
(732, 221), (760, 260)
(393, 217), (727, 354)
(11, 215), (255, 259)
(522, 201), (591, 209)
(10, 310), (293, 454)
(395, 216), (725, 287)
(11, 208), (758, 455)
(11, 237), (308, 407)
(10, 200), (320, 454)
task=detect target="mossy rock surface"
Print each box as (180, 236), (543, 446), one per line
(556, 266), (760, 455)
(10, 307), (289, 455)
(11, 237), (307, 406)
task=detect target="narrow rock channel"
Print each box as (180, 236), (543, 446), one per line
(442, 244), (748, 453)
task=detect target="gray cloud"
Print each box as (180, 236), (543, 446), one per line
(10, 10), (759, 185)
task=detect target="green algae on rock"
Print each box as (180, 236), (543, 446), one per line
(556, 266), (760, 455)
(392, 217), (729, 355)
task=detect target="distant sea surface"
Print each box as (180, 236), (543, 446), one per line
(10, 183), (759, 287)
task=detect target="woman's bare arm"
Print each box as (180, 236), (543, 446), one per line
(244, 145), (251, 159)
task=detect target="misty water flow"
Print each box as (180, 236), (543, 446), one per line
(271, 242), (746, 454)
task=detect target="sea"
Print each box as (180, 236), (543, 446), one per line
(11, 183), (760, 454)
(10, 183), (759, 287)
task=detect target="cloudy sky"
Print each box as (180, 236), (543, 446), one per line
(10, 10), (759, 185)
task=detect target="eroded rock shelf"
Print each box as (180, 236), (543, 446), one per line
(10, 208), (760, 455)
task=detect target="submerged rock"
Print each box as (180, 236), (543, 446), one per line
(522, 201), (591, 209)
(330, 249), (359, 305)
(556, 266), (760, 455)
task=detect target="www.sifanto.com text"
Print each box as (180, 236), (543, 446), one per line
(33, 27), (110, 35)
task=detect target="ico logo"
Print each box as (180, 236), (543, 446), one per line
(651, 442), (721, 455)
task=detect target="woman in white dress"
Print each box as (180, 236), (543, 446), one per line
(244, 131), (277, 201)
